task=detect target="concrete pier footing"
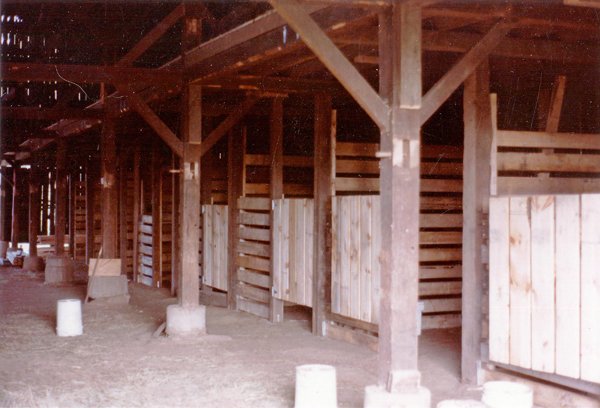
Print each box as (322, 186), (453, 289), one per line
(44, 255), (74, 284)
(364, 385), (431, 408)
(166, 304), (206, 337)
(23, 255), (44, 272)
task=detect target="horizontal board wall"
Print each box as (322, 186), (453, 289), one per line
(489, 194), (600, 384)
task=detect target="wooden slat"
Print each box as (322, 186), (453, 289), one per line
(335, 177), (379, 192)
(420, 213), (463, 229)
(554, 195), (581, 378)
(530, 196), (555, 373)
(237, 240), (270, 258)
(336, 142), (378, 157)
(422, 298), (461, 313)
(420, 265), (462, 280)
(421, 179), (462, 193)
(238, 283), (270, 303)
(239, 226), (270, 242)
(238, 211), (270, 227)
(237, 297), (269, 319)
(336, 159), (379, 174)
(238, 269), (270, 289)
(420, 231), (462, 245)
(488, 197), (510, 364)
(420, 247), (462, 263)
(238, 197), (271, 211)
(509, 196), (532, 369)
(498, 152), (600, 173)
(359, 196), (373, 322)
(496, 130), (600, 150)
(419, 281), (462, 297)
(580, 194), (600, 383)
(236, 254), (270, 272)
(422, 314), (462, 330)
(498, 177), (600, 195)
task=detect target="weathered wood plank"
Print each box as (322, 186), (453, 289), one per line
(496, 130), (600, 150)
(498, 152), (600, 173)
(238, 269), (270, 289)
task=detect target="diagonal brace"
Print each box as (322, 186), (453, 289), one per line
(269, 0), (390, 132)
(420, 20), (512, 125)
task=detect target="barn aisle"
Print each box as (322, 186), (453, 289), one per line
(0, 266), (477, 407)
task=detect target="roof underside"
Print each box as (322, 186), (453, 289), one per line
(1, 0), (599, 161)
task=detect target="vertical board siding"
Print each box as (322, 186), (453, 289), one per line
(202, 204), (229, 291)
(489, 194), (600, 384)
(272, 198), (314, 307)
(580, 194), (600, 383)
(331, 195), (381, 323)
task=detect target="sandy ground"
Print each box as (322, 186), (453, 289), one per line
(0, 265), (481, 407)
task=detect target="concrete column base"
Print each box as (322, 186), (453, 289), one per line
(364, 385), (431, 408)
(88, 275), (128, 298)
(0, 241), (8, 258)
(166, 304), (206, 337)
(23, 255), (44, 272)
(44, 255), (74, 284)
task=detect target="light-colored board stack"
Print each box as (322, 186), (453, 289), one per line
(494, 129), (600, 195)
(489, 194), (600, 384)
(331, 195), (380, 323)
(137, 214), (154, 287)
(202, 205), (229, 291)
(73, 179), (87, 260)
(236, 197), (272, 319)
(272, 198), (314, 307)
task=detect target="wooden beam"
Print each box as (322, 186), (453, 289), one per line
(200, 75), (342, 94)
(420, 20), (511, 125)
(178, 83), (202, 307)
(1, 107), (103, 121)
(312, 95), (334, 336)
(269, 97), (285, 323)
(132, 145), (141, 282)
(200, 96), (261, 157)
(269, 0), (390, 131)
(118, 148), (128, 275)
(117, 4), (185, 67)
(546, 75), (567, 133)
(2, 62), (181, 84)
(461, 60), (493, 384)
(85, 159), (96, 263)
(118, 85), (184, 158)
(54, 139), (67, 256)
(227, 128), (245, 309)
(378, 3), (423, 392)
(28, 162), (41, 257)
(100, 103), (119, 259)
(10, 167), (21, 249)
(152, 144), (163, 287)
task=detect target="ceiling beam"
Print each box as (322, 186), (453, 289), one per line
(199, 75), (342, 94)
(420, 20), (512, 125)
(116, 4), (186, 67)
(2, 106), (103, 120)
(200, 95), (262, 157)
(2, 63), (181, 85)
(117, 84), (184, 158)
(269, 0), (390, 131)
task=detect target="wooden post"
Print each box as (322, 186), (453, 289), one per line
(152, 143), (163, 288)
(85, 159), (96, 262)
(171, 152), (180, 296)
(49, 169), (55, 236)
(312, 94), (333, 335)
(461, 61), (493, 384)
(119, 146), (129, 276)
(132, 145), (141, 282)
(377, 4), (423, 392)
(54, 139), (67, 256)
(227, 128), (244, 309)
(269, 97), (285, 323)
(101, 102), (119, 258)
(68, 169), (76, 258)
(10, 166), (21, 249)
(178, 82), (202, 307)
(0, 166), (9, 248)
(28, 162), (41, 257)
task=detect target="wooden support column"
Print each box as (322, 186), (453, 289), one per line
(152, 144), (163, 288)
(119, 147), (129, 275)
(28, 162), (41, 257)
(101, 103), (119, 258)
(312, 94), (333, 336)
(54, 140), (67, 256)
(227, 128), (244, 309)
(178, 83), (202, 307)
(377, 4), (423, 392)
(461, 61), (493, 384)
(171, 152), (180, 296)
(0, 166), (9, 251)
(132, 145), (141, 282)
(10, 166), (21, 249)
(85, 159), (97, 262)
(68, 170), (76, 258)
(269, 97), (285, 323)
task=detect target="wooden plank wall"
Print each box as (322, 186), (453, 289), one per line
(202, 204), (228, 291)
(489, 194), (600, 384)
(73, 178), (86, 259)
(160, 173), (173, 288)
(272, 198), (314, 307)
(331, 141), (463, 329)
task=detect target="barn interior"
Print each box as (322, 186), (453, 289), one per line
(1, 0), (599, 406)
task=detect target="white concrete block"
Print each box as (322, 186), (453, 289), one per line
(364, 385), (431, 408)
(166, 304), (206, 336)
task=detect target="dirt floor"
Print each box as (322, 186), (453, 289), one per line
(0, 265), (481, 407)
